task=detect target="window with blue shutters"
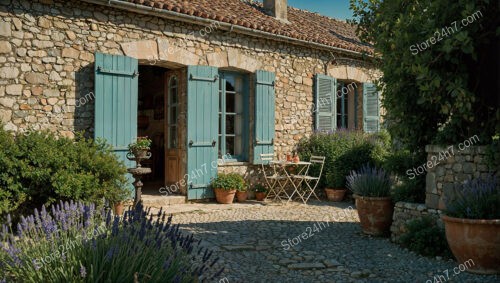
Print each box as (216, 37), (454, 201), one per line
(218, 71), (249, 162)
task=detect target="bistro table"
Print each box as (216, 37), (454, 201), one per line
(269, 160), (311, 203)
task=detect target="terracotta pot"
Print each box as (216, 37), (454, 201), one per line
(236, 191), (248, 202)
(214, 188), (236, 204)
(354, 195), (393, 236)
(325, 188), (346, 202)
(113, 202), (124, 216)
(255, 192), (267, 201)
(442, 215), (500, 274)
(293, 155), (300, 163)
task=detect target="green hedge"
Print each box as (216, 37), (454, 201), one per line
(297, 130), (390, 189)
(0, 128), (129, 219)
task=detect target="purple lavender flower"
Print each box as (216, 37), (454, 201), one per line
(80, 264), (87, 278)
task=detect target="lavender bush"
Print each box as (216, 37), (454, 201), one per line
(0, 201), (221, 282)
(346, 165), (392, 197)
(445, 176), (500, 219)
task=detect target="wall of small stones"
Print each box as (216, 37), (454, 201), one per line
(390, 202), (442, 243)
(0, 0), (380, 195)
(425, 145), (497, 210)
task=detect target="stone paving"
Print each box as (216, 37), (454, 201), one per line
(157, 201), (499, 283)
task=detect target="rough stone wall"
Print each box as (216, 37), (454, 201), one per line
(390, 202), (442, 243)
(0, 0), (380, 194)
(425, 145), (497, 210)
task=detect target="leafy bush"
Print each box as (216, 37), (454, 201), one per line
(444, 176), (499, 219)
(0, 201), (221, 282)
(346, 165), (391, 197)
(399, 217), (451, 258)
(391, 177), (425, 203)
(298, 130), (390, 189)
(210, 173), (245, 191)
(0, 128), (129, 218)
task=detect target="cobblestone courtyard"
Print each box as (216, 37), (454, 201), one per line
(166, 201), (499, 283)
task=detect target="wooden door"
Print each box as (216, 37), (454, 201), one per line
(164, 72), (180, 188)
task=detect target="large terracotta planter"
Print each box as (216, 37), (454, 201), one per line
(325, 188), (346, 202)
(236, 191), (248, 202)
(214, 188), (236, 204)
(113, 202), (124, 216)
(354, 195), (393, 236)
(255, 192), (267, 201)
(442, 215), (500, 274)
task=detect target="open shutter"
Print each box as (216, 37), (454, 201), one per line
(253, 70), (275, 164)
(186, 66), (219, 200)
(363, 83), (380, 133)
(315, 74), (336, 132)
(94, 52), (138, 191)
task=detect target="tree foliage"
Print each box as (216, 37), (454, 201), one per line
(350, 0), (499, 151)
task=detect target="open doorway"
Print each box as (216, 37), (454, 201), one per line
(137, 65), (167, 193)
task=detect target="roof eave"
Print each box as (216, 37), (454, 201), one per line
(80, 0), (373, 58)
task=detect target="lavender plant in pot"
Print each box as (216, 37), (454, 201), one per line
(347, 164), (393, 236)
(442, 176), (500, 274)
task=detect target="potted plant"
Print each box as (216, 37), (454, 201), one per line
(128, 136), (152, 159)
(108, 188), (130, 216)
(324, 171), (347, 202)
(210, 173), (245, 204)
(253, 183), (268, 201)
(442, 176), (500, 274)
(236, 185), (248, 202)
(346, 164), (393, 236)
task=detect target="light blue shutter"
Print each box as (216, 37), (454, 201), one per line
(253, 70), (276, 164)
(94, 52), (138, 192)
(315, 74), (336, 131)
(187, 66), (219, 200)
(363, 83), (380, 133)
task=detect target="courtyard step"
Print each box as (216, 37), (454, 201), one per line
(141, 195), (186, 208)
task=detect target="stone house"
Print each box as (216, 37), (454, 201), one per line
(0, 0), (381, 200)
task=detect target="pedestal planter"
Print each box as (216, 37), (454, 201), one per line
(354, 195), (393, 236)
(255, 192), (267, 201)
(442, 215), (500, 274)
(214, 188), (236, 204)
(236, 191), (248, 202)
(325, 188), (346, 202)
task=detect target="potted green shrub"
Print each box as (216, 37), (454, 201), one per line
(324, 170), (347, 202)
(210, 173), (245, 204)
(108, 188), (130, 216)
(236, 184), (248, 202)
(253, 183), (268, 201)
(347, 164), (393, 236)
(128, 136), (152, 159)
(442, 176), (500, 274)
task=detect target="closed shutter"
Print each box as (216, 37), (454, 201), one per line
(315, 74), (336, 132)
(94, 52), (138, 191)
(253, 70), (275, 164)
(186, 66), (219, 200)
(363, 83), (380, 133)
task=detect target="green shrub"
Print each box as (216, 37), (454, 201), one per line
(210, 173), (245, 191)
(0, 128), (129, 218)
(298, 130), (390, 189)
(399, 217), (451, 258)
(391, 177), (425, 203)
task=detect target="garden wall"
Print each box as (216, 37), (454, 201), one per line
(424, 144), (496, 210)
(390, 202), (442, 242)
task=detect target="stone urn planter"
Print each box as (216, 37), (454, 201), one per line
(354, 195), (394, 236)
(236, 191), (248, 202)
(325, 188), (346, 202)
(442, 216), (500, 274)
(214, 188), (236, 204)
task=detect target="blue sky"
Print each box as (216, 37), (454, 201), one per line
(257, 0), (353, 20)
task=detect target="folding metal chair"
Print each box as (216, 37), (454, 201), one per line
(259, 154), (288, 201)
(291, 156), (325, 204)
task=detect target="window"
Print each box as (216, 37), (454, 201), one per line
(336, 81), (349, 129)
(167, 76), (178, 149)
(218, 72), (248, 161)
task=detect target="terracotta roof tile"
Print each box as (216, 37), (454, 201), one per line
(116, 0), (373, 54)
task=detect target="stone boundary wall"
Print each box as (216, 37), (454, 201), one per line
(425, 144), (497, 210)
(390, 202), (442, 243)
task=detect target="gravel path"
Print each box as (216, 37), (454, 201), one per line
(167, 201), (499, 283)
